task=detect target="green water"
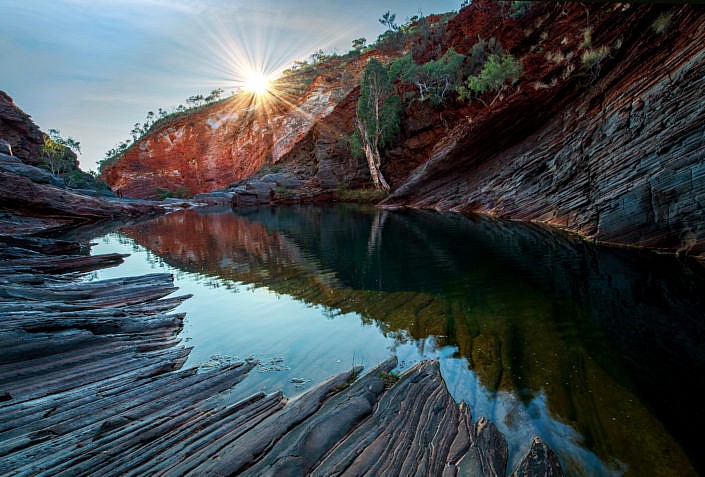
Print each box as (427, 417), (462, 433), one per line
(87, 204), (705, 476)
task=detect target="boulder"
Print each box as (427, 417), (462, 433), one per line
(0, 153), (65, 187)
(193, 191), (235, 206)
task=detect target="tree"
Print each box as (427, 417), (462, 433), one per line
(40, 129), (80, 176)
(205, 88), (224, 103)
(352, 37), (367, 50)
(186, 94), (204, 107)
(355, 58), (401, 192)
(379, 11), (399, 31)
(391, 48), (467, 104)
(310, 49), (327, 65)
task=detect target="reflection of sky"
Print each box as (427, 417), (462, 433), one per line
(89, 232), (618, 476)
(1, 0), (458, 171)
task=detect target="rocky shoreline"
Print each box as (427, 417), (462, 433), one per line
(0, 232), (563, 476)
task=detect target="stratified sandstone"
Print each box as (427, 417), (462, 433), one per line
(385, 3), (705, 257)
(0, 153), (163, 234)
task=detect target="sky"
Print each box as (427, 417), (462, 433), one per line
(1, 0), (460, 171)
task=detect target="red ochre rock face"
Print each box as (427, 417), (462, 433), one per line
(101, 51), (390, 200)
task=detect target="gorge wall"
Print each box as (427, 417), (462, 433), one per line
(386, 3), (705, 258)
(101, 52), (389, 199)
(104, 2), (705, 257)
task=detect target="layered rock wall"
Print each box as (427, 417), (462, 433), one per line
(387, 5), (705, 256)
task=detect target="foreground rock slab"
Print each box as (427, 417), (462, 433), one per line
(0, 236), (563, 476)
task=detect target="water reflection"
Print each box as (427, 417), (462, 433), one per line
(112, 205), (705, 476)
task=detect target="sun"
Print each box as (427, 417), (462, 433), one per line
(243, 72), (271, 94)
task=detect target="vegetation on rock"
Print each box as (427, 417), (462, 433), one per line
(457, 52), (523, 105)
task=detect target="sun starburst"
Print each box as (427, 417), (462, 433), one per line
(243, 72), (271, 95)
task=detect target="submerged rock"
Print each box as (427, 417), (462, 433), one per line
(511, 436), (564, 477)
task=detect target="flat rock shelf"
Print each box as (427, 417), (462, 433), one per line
(0, 235), (563, 476)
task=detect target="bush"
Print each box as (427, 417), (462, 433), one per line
(458, 53), (522, 104)
(156, 186), (190, 200)
(390, 48), (467, 105)
(581, 46), (610, 69)
(347, 130), (364, 160)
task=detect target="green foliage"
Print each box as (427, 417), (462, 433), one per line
(510, 1), (533, 19)
(205, 88), (224, 103)
(62, 169), (111, 191)
(357, 58), (401, 152)
(409, 15), (451, 60)
(391, 48), (467, 105)
(186, 94), (205, 107)
(334, 185), (388, 203)
(379, 11), (399, 31)
(156, 186), (190, 200)
(40, 129), (80, 176)
(352, 37), (367, 50)
(417, 47), (466, 104)
(467, 37), (502, 74)
(389, 54), (418, 84)
(348, 130), (364, 160)
(378, 372), (400, 389)
(458, 53), (522, 104)
(375, 29), (406, 53)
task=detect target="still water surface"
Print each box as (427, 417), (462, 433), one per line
(87, 205), (705, 476)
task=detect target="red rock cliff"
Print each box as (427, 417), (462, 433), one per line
(101, 52), (390, 199)
(0, 91), (45, 166)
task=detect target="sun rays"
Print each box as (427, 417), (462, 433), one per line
(170, 6), (370, 164)
(243, 72), (272, 94)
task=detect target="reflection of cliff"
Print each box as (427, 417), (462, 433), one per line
(121, 206), (705, 476)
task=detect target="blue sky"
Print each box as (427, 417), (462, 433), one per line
(1, 0), (460, 171)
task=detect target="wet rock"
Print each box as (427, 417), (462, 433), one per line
(511, 436), (564, 477)
(0, 391), (11, 402)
